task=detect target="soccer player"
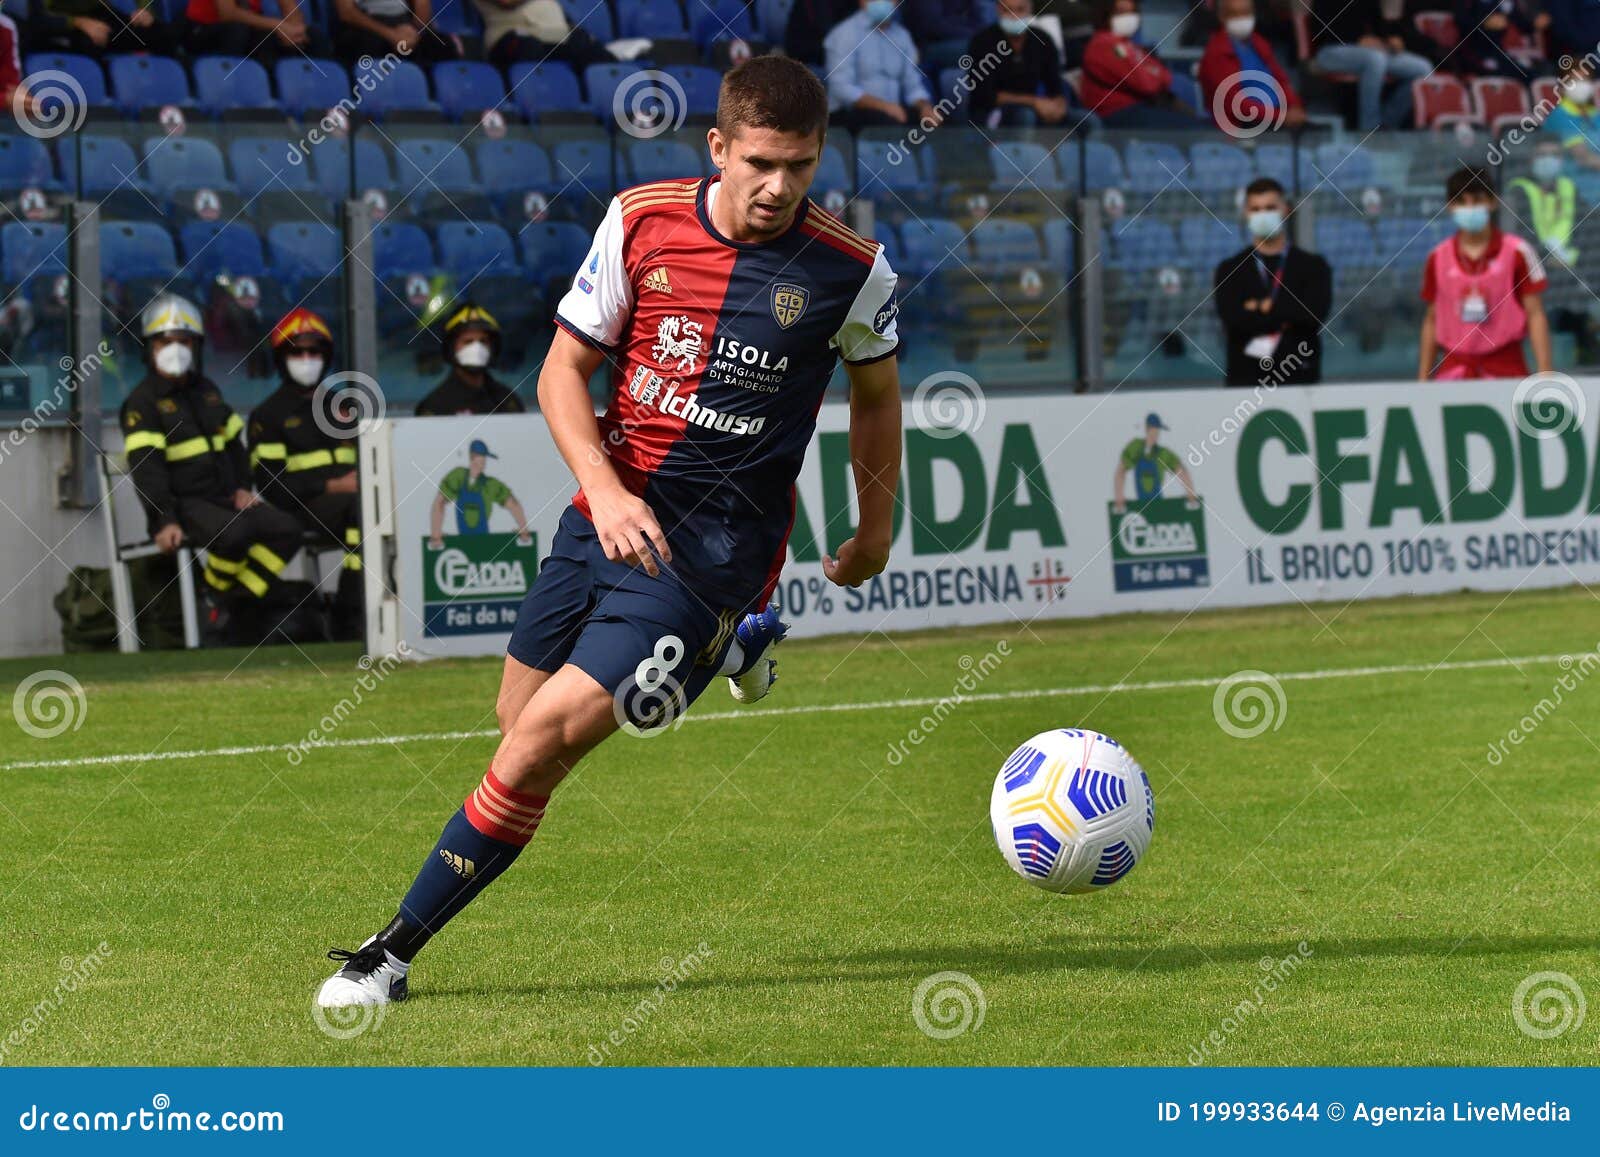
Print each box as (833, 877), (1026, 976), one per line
(317, 55), (903, 1007)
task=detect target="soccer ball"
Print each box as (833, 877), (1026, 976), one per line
(990, 728), (1154, 894)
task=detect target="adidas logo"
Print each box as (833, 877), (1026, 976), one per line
(644, 267), (672, 294)
(439, 849), (477, 879)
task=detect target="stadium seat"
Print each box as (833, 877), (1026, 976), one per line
(1041, 219), (1076, 271)
(371, 221), (435, 278)
(583, 63), (645, 119)
(1251, 143), (1294, 191)
(897, 217), (967, 276)
(436, 221), (520, 277)
(1110, 218), (1179, 272)
(1313, 218), (1380, 266)
(971, 219), (1042, 269)
(988, 141), (1065, 192)
(558, 0), (615, 41)
(690, 0), (755, 46)
(355, 59), (438, 117)
(475, 139), (554, 197)
(0, 136), (58, 189)
(58, 135), (147, 196)
(1310, 141), (1376, 191)
(273, 58), (352, 117)
(855, 137), (924, 196)
(663, 65), (723, 118)
(1125, 139), (1189, 194)
(521, 219), (591, 276)
(1412, 9), (1458, 51)
(1531, 75), (1561, 112)
(815, 142), (851, 193)
(624, 138), (705, 183)
(22, 53), (109, 107)
(552, 137), (613, 192)
(268, 220), (341, 280)
(393, 138), (477, 196)
(99, 221), (178, 279)
(754, 0), (793, 41)
(1178, 216), (1242, 270)
(107, 54), (191, 111)
(1375, 215), (1449, 264)
(874, 223), (902, 273)
(1471, 77), (1530, 128)
(1411, 75), (1476, 129)
(620, 0), (689, 39)
(179, 220), (268, 280)
(432, 61), (509, 119)
(192, 56), (276, 115)
(506, 63), (587, 122)
(428, 0), (480, 36)
(1083, 140), (1125, 190)
(228, 137), (318, 198)
(312, 137), (393, 199)
(1189, 140), (1252, 193)
(1, 222), (68, 283)
(143, 136), (234, 195)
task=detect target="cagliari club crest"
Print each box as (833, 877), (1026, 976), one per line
(770, 283), (810, 329)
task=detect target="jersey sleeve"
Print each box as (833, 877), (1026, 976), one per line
(554, 196), (632, 351)
(831, 245), (900, 365)
(438, 467), (464, 501)
(483, 476), (513, 506)
(1512, 235), (1548, 295)
(1118, 439), (1141, 468)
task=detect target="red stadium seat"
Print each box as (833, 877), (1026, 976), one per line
(1472, 77), (1531, 127)
(1531, 75), (1562, 114)
(1412, 75), (1477, 129)
(1412, 10), (1459, 52)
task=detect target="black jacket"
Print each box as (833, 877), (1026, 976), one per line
(1212, 244), (1332, 386)
(413, 370), (526, 417)
(119, 371), (248, 534)
(965, 23), (1065, 121)
(248, 381), (359, 512)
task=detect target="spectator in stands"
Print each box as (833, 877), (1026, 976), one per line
(334, 0), (459, 64)
(966, 0), (1072, 127)
(1080, 0), (1198, 130)
(1546, 0), (1600, 66)
(1453, 0), (1540, 82)
(1376, 0), (1449, 67)
(904, 0), (990, 74)
(785, 0), (856, 65)
(187, 0), (331, 63)
(1508, 142), (1579, 266)
(415, 303), (526, 416)
(1213, 178), (1331, 386)
(1418, 166), (1551, 380)
(1200, 0), (1306, 134)
(0, 2), (27, 115)
(44, 0), (182, 56)
(823, 0), (942, 130)
(1310, 0), (1432, 130)
(473, 0), (618, 70)
(1541, 59), (1600, 198)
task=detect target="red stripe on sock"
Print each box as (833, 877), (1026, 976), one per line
(462, 766), (549, 846)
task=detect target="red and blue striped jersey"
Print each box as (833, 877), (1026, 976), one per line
(555, 175), (900, 609)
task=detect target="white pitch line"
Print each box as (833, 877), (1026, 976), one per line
(0, 651), (1573, 773)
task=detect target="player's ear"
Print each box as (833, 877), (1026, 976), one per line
(707, 126), (726, 171)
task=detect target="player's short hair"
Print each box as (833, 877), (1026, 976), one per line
(715, 55), (828, 145)
(1244, 177), (1285, 200)
(1446, 166), (1495, 202)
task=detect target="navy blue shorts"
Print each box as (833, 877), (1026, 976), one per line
(507, 505), (742, 729)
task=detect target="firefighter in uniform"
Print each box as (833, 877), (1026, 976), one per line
(247, 308), (365, 640)
(413, 302), (527, 416)
(119, 293), (303, 633)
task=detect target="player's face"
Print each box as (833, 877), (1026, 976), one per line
(708, 124), (822, 239)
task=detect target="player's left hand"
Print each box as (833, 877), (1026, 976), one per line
(233, 488), (260, 510)
(823, 536), (890, 587)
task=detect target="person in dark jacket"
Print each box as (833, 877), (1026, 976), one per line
(1545, 0), (1599, 64)
(414, 303), (527, 417)
(1454, 0), (1541, 81)
(966, 0), (1072, 127)
(247, 308), (365, 640)
(1212, 178), (1332, 386)
(783, 0), (856, 64)
(119, 293), (304, 624)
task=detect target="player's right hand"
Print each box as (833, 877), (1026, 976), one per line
(591, 489), (672, 577)
(154, 523), (184, 554)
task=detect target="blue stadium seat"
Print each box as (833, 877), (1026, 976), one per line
(179, 220), (268, 279)
(0, 136), (58, 188)
(754, 0), (792, 41)
(312, 137), (393, 198)
(356, 59), (437, 116)
(436, 221), (520, 277)
(690, 0), (754, 46)
(1251, 143), (1295, 191)
(552, 138), (613, 192)
(583, 63), (643, 119)
(624, 138), (703, 183)
(2, 222), (67, 282)
(520, 220), (591, 274)
(228, 137), (318, 197)
(1188, 140), (1252, 194)
(371, 221), (435, 278)
(23, 52), (109, 108)
(428, 0), (480, 36)
(1041, 219), (1076, 271)
(192, 56), (276, 114)
(1124, 139), (1189, 194)
(99, 221), (178, 279)
(393, 138), (477, 197)
(1178, 216), (1242, 270)
(1110, 218), (1179, 272)
(620, 0), (688, 39)
(143, 136), (234, 195)
(433, 61), (508, 119)
(506, 63), (586, 121)
(971, 219), (1042, 268)
(1314, 218), (1380, 265)
(1376, 215), (1449, 261)
(988, 141), (1064, 192)
(559, 0), (614, 40)
(475, 139), (554, 196)
(855, 137), (923, 196)
(663, 65), (722, 117)
(1083, 140), (1125, 190)
(268, 220), (340, 279)
(58, 135), (147, 196)
(897, 217), (967, 276)
(107, 54), (191, 111)
(815, 142), (850, 192)
(1312, 141), (1377, 191)
(874, 223), (902, 273)
(273, 58), (351, 116)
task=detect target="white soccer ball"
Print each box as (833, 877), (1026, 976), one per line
(990, 728), (1154, 894)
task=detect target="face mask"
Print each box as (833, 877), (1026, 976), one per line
(999, 15), (1030, 34)
(1110, 12), (1140, 36)
(1224, 16), (1255, 38)
(285, 354), (324, 387)
(1533, 154), (1563, 182)
(455, 340), (492, 369)
(1452, 205), (1490, 233)
(1567, 79), (1595, 104)
(864, 0), (895, 24)
(1247, 209), (1284, 239)
(153, 341), (193, 378)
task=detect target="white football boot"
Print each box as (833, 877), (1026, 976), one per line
(316, 937), (409, 1008)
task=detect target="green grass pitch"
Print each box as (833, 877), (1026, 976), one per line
(0, 586), (1595, 1066)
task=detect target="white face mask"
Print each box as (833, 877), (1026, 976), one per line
(1567, 79), (1595, 104)
(1110, 12), (1140, 36)
(285, 355), (324, 387)
(455, 340), (492, 369)
(153, 341), (194, 378)
(1224, 16), (1255, 38)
